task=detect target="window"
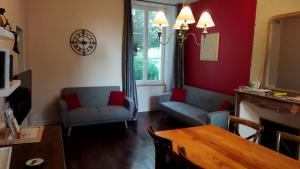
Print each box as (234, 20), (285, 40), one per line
(132, 5), (165, 85)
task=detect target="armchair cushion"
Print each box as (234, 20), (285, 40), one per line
(62, 93), (81, 110)
(160, 101), (207, 125)
(108, 91), (126, 106)
(207, 111), (230, 129)
(170, 88), (187, 103)
(218, 100), (232, 111)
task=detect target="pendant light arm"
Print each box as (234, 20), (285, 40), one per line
(185, 32), (205, 47)
(158, 32), (176, 45)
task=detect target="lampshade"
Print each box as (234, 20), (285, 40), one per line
(173, 20), (189, 30)
(196, 11), (215, 28)
(176, 6), (195, 24)
(152, 11), (169, 27)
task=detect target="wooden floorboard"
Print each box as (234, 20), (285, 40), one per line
(63, 111), (188, 169)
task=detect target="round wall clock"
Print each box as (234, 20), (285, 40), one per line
(70, 29), (97, 56)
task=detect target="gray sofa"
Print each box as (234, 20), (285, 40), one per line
(159, 85), (234, 128)
(59, 86), (134, 134)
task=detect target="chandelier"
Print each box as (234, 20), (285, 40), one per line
(152, 5), (215, 46)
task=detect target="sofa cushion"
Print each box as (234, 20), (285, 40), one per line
(160, 101), (208, 125)
(108, 91), (126, 106)
(62, 93), (81, 110)
(170, 88), (187, 103)
(185, 85), (234, 112)
(62, 86), (120, 107)
(218, 100), (232, 111)
(68, 107), (101, 124)
(97, 106), (131, 120)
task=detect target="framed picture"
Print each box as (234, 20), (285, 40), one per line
(200, 32), (220, 61)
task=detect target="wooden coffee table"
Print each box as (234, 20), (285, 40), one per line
(10, 126), (66, 169)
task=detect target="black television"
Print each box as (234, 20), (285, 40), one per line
(8, 70), (32, 125)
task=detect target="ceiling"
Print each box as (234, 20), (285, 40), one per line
(145, 0), (198, 5)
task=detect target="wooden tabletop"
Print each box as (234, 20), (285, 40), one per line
(10, 126), (66, 169)
(156, 125), (300, 169)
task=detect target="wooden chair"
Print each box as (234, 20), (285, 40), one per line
(177, 145), (202, 169)
(147, 125), (173, 169)
(227, 116), (264, 143)
(276, 131), (300, 159)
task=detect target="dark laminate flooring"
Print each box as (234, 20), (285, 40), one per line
(64, 111), (189, 169)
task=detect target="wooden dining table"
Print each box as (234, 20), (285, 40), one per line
(155, 125), (300, 169)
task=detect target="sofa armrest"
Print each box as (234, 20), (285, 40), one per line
(58, 99), (68, 128)
(125, 96), (134, 116)
(207, 111), (229, 129)
(159, 93), (172, 103)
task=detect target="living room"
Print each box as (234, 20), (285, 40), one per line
(1, 0), (300, 169)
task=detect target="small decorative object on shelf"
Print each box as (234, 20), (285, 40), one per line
(70, 29), (97, 56)
(249, 79), (261, 89)
(0, 8), (20, 53)
(0, 8), (12, 30)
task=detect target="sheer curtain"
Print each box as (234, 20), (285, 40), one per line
(122, 0), (138, 120)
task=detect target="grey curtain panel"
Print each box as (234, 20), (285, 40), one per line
(122, 0), (138, 120)
(173, 4), (184, 88)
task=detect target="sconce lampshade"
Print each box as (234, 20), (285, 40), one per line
(196, 11), (215, 28)
(152, 11), (169, 27)
(176, 6), (195, 24)
(173, 20), (189, 30)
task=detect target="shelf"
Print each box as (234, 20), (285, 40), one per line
(0, 27), (14, 40)
(0, 80), (21, 97)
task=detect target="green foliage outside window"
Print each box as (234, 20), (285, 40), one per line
(132, 8), (161, 81)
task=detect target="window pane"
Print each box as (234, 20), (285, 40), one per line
(147, 11), (161, 81)
(132, 8), (144, 80)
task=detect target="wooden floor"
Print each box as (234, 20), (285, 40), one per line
(63, 111), (188, 169)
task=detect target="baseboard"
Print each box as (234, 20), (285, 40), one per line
(29, 119), (61, 126)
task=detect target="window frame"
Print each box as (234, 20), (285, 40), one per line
(132, 2), (167, 86)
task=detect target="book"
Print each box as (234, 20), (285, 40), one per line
(0, 126), (44, 145)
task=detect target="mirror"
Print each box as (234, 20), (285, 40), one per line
(264, 12), (300, 93)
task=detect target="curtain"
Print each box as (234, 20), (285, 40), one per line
(173, 4), (184, 88)
(122, 0), (138, 120)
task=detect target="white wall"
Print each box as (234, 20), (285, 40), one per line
(26, 0), (124, 125)
(137, 85), (165, 112)
(250, 0), (300, 82)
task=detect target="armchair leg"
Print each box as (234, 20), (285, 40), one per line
(124, 121), (128, 129)
(68, 128), (72, 136)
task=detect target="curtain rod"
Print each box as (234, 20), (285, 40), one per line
(135, 0), (177, 7)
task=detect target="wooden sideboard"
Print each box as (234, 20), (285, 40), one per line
(10, 126), (66, 169)
(235, 89), (300, 116)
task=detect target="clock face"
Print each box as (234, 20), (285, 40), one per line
(70, 29), (97, 56)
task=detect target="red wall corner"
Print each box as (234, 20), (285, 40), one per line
(184, 0), (257, 95)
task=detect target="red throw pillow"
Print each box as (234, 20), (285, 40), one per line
(62, 93), (81, 110)
(108, 91), (126, 106)
(218, 100), (232, 111)
(170, 88), (187, 103)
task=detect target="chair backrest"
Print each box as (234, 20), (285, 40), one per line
(276, 131), (300, 159)
(147, 125), (173, 168)
(228, 116), (264, 143)
(178, 145), (202, 169)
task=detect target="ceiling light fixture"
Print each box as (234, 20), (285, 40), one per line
(152, 3), (215, 46)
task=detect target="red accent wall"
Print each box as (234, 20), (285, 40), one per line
(185, 0), (257, 95)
